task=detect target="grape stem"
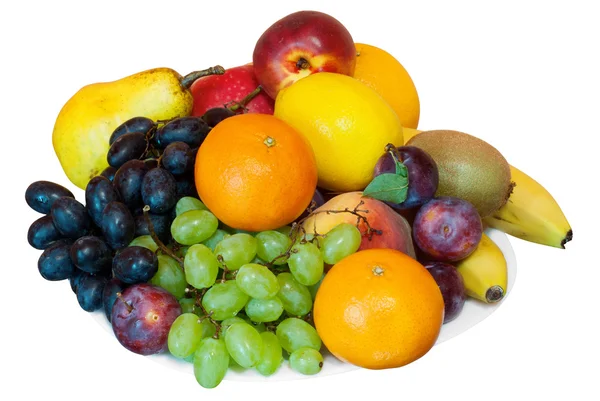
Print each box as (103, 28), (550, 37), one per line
(195, 288), (222, 339)
(227, 85), (263, 112)
(142, 205), (185, 268)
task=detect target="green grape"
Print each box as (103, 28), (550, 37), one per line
(214, 233), (257, 270)
(179, 298), (197, 315)
(220, 316), (246, 339)
(193, 337), (229, 389)
(276, 318), (321, 353)
(256, 331), (283, 376)
(129, 235), (158, 252)
(322, 223), (362, 265)
(176, 196), (208, 216)
(173, 245), (190, 258)
(184, 244), (219, 289)
(256, 230), (291, 265)
(171, 210), (218, 245)
(199, 319), (217, 339)
(238, 314), (267, 332)
(201, 280), (249, 320)
(224, 322), (263, 368)
(288, 241), (324, 286)
(308, 274), (325, 301)
(275, 225), (293, 237)
(303, 233), (324, 249)
(202, 229), (230, 252)
(150, 255), (187, 299)
(251, 256), (268, 265)
(289, 347), (323, 375)
(184, 353), (194, 363)
(168, 313), (204, 359)
(245, 297), (284, 322)
(236, 263), (279, 299)
(276, 272), (312, 316)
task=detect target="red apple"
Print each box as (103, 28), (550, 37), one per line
(252, 10), (356, 99)
(190, 64), (274, 117)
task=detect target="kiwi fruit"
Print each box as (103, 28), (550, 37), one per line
(406, 130), (513, 217)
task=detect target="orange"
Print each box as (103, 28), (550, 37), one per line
(353, 43), (420, 129)
(194, 113), (318, 232)
(313, 248), (444, 369)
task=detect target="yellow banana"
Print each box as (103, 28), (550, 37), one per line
(484, 165), (572, 249)
(455, 233), (508, 303)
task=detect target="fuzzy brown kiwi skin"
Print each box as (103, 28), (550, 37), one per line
(406, 130), (513, 217)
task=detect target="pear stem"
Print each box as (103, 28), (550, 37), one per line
(180, 65), (225, 89)
(228, 85), (263, 112)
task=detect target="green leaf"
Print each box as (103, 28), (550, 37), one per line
(363, 173), (409, 204)
(391, 150), (408, 178)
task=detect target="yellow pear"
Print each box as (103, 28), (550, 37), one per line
(52, 65), (224, 189)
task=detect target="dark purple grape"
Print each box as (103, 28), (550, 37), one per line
(25, 181), (74, 214)
(77, 274), (109, 312)
(111, 283), (181, 355)
(50, 197), (91, 239)
(413, 197), (483, 262)
(113, 159), (149, 209)
(373, 146), (439, 210)
(69, 268), (87, 293)
(201, 107), (236, 127)
(141, 168), (177, 214)
(100, 166), (117, 182)
(86, 176), (120, 227)
(154, 117), (210, 148)
(110, 117), (155, 145)
(103, 278), (129, 323)
(28, 215), (63, 250)
(174, 172), (199, 199)
(134, 212), (172, 243)
(70, 236), (112, 274)
(424, 262), (466, 323)
(107, 132), (148, 168)
(101, 201), (135, 250)
(296, 188), (326, 222)
(112, 246), (159, 284)
(38, 239), (76, 281)
(161, 142), (194, 175)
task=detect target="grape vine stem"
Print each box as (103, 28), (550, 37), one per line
(142, 205), (185, 268)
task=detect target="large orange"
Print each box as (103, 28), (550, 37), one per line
(313, 248), (444, 369)
(195, 113), (318, 232)
(353, 43), (420, 129)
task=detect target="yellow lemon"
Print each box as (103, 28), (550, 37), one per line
(354, 43), (420, 129)
(274, 72), (403, 192)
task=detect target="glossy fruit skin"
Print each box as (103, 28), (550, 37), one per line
(253, 11), (356, 99)
(50, 197), (91, 239)
(77, 274), (109, 312)
(38, 239), (76, 281)
(28, 215), (63, 250)
(201, 107), (236, 127)
(353, 43), (420, 129)
(111, 283), (182, 355)
(195, 113), (318, 231)
(154, 117), (210, 149)
(70, 236), (112, 274)
(109, 117), (155, 145)
(373, 146), (439, 210)
(25, 181), (74, 214)
(296, 188), (325, 222)
(107, 132), (148, 168)
(112, 246), (159, 284)
(113, 160), (149, 209)
(274, 72), (403, 192)
(413, 197), (483, 262)
(101, 201), (135, 250)
(314, 248), (444, 370)
(191, 64), (275, 117)
(100, 166), (117, 182)
(161, 142), (194, 175)
(134, 212), (172, 244)
(85, 176), (120, 227)
(103, 278), (129, 322)
(141, 168), (178, 214)
(424, 262), (466, 323)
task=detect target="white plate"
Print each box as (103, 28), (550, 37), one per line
(90, 227), (516, 381)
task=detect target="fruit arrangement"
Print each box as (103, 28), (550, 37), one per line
(25, 10), (572, 389)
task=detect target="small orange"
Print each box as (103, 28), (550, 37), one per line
(313, 248), (444, 369)
(353, 43), (420, 129)
(195, 113), (318, 232)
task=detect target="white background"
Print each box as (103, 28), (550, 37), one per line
(2, 0), (597, 400)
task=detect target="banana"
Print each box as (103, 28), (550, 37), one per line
(484, 165), (572, 249)
(455, 233), (507, 304)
